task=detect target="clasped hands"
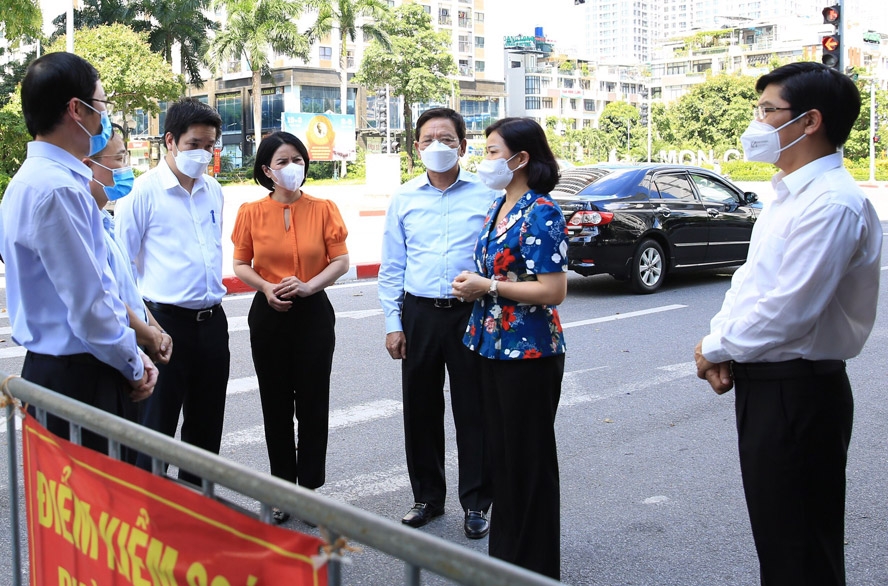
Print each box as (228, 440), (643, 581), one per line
(694, 340), (733, 395)
(450, 270), (487, 303)
(265, 276), (315, 312)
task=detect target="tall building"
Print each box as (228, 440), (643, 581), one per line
(570, 0), (880, 64)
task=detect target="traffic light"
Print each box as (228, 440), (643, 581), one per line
(874, 135), (881, 144)
(821, 5), (841, 70)
(640, 104), (649, 126)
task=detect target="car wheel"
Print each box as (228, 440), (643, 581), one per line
(630, 239), (665, 294)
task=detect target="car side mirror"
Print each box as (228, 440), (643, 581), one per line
(744, 191), (758, 204)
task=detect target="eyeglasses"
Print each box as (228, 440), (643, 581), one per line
(753, 106), (792, 121)
(418, 136), (460, 148)
(92, 152), (130, 166)
(90, 97), (116, 110)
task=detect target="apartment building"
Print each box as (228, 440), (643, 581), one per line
(504, 17), (886, 137)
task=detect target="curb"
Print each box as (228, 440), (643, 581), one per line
(222, 262), (381, 295)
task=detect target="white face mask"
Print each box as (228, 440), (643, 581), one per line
(419, 140), (460, 173)
(476, 153), (521, 190)
(172, 143), (213, 179)
(269, 162), (305, 191)
(740, 111), (808, 164)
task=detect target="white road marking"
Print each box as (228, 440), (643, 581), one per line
(0, 346), (26, 359)
(561, 305), (686, 329)
(0, 301), (682, 357)
(227, 376), (258, 396)
(219, 399), (403, 450)
(560, 362), (694, 407)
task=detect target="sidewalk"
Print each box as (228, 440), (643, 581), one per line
(221, 180), (888, 294)
(221, 182), (390, 294)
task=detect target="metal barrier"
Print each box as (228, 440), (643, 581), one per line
(2, 373), (560, 586)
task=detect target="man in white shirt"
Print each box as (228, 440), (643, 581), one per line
(378, 108), (496, 539)
(695, 62), (882, 586)
(115, 97), (228, 485)
(0, 52), (157, 454)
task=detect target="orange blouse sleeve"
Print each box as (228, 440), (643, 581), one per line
(323, 199), (349, 260)
(231, 202), (254, 263)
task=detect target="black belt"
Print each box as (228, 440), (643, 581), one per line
(731, 358), (845, 381)
(26, 351), (105, 367)
(406, 292), (472, 309)
(145, 300), (221, 322)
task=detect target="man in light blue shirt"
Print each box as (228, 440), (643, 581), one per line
(0, 52), (157, 454)
(378, 108), (496, 539)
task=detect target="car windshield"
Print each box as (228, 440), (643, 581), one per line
(552, 167), (643, 200)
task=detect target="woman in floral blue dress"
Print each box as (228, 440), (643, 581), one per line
(451, 117), (568, 580)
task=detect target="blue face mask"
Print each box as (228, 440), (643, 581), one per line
(91, 160), (135, 201)
(74, 99), (113, 155)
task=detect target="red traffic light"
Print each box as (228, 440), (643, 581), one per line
(822, 35), (839, 52)
(875, 135), (881, 144)
(822, 5), (840, 25)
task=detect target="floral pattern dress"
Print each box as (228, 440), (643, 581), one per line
(463, 190), (569, 360)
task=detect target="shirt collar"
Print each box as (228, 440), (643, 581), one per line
(27, 141), (93, 182)
(772, 152), (843, 201)
(419, 166), (478, 191)
(158, 157), (206, 194)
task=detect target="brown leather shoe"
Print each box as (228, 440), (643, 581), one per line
(401, 503), (444, 528)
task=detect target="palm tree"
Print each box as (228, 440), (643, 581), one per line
(135, 0), (217, 86)
(209, 0), (310, 149)
(304, 0), (390, 176)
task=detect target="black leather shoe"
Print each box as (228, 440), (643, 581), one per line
(401, 503), (444, 528)
(464, 510), (489, 539)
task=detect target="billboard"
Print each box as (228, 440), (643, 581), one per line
(282, 112), (357, 162)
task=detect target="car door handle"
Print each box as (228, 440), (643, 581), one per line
(656, 206), (671, 216)
(707, 208), (720, 217)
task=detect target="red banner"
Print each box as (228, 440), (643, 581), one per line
(21, 416), (327, 586)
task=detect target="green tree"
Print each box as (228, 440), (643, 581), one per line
(50, 0), (142, 43)
(209, 0), (310, 148)
(304, 0), (390, 177)
(0, 47), (35, 107)
(0, 0), (42, 46)
(354, 2), (456, 171)
(845, 78), (888, 161)
(666, 74), (757, 153)
(599, 101), (639, 159)
(51, 0), (215, 85)
(136, 0), (217, 86)
(0, 95), (29, 199)
(46, 24), (185, 140)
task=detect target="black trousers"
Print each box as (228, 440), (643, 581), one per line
(733, 359), (853, 586)
(401, 294), (491, 512)
(248, 290), (334, 489)
(135, 303), (230, 485)
(23, 351), (135, 456)
(481, 353), (563, 580)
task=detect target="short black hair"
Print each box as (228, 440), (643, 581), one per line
(756, 62), (861, 147)
(253, 131), (310, 191)
(20, 52), (100, 138)
(415, 107), (466, 142)
(485, 117), (560, 193)
(163, 97), (222, 144)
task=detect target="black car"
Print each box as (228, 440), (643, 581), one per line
(551, 164), (762, 293)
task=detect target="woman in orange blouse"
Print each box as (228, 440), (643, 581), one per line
(231, 131), (349, 524)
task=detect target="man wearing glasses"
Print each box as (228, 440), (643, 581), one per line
(695, 62), (881, 585)
(379, 108), (496, 539)
(0, 52), (157, 454)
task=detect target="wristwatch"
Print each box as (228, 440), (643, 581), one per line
(488, 278), (499, 297)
